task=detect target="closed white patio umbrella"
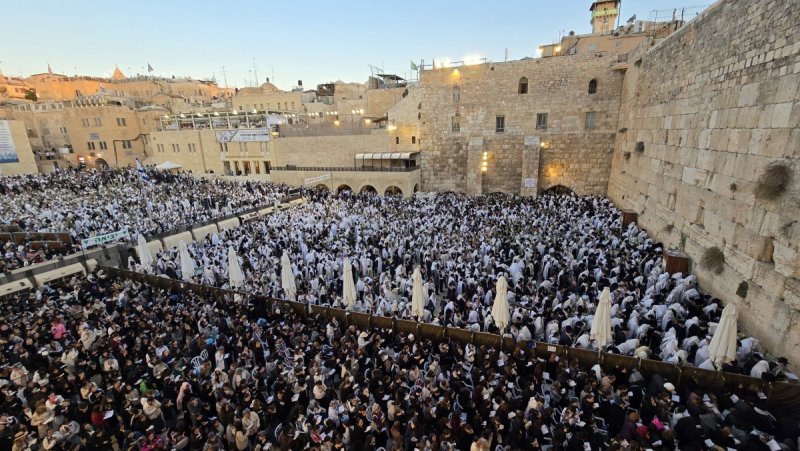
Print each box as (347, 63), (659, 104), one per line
(179, 240), (196, 281)
(411, 267), (425, 320)
(227, 248), (245, 290)
(342, 258), (357, 309)
(491, 276), (510, 332)
(708, 302), (738, 368)
(281, 251), (297, 301)
(590, 287), (613, 350)
(137, 234), (153, 272)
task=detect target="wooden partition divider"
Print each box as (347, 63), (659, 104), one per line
(98, 266), (800, 407)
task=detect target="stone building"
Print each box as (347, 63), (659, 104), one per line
(418, 56), (624, 196)
(3, 98), (165, 170)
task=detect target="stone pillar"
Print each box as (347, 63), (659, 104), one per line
(520, 136), (541, 196)
(466, 137), (484, 196)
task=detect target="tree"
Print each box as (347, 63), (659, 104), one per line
(24, 89), (37, 101)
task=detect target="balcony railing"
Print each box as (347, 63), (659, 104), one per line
(272, 165), (419, 173)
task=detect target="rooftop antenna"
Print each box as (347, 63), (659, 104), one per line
(252, 58), (259, 87)
(221, 66), (228, 88)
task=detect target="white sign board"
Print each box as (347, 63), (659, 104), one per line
(0, 121), (19, 164)
(303, 173), (331, 186)
(215, 129), (271, 143)
(524, 178), (537, 188)
(81, 229), (129, 249)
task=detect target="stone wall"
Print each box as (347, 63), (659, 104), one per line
(607, 0), (800, 365)
(418, 56), (624, 195)
(273, 133), (393, 167)
(148, 129), (397, 177)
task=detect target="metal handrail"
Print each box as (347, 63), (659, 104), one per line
(271, 166), (419, 173)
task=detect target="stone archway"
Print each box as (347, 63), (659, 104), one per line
(384, 186), (403, 196)
(360, 185), (377, 194)
(94, 158), (109, 169)
(315, 183), (330, 190)
(413, 183), (419, 193)
(541, 184), (575, 196)
(336, 184), (352, 193)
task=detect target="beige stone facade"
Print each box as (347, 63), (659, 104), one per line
(418, 56), (623, 195)
(607, 0), (800, 365)
(25, 73), (232, 106)
(147, 127), (416, 195)
(0, 120), (38, 175)
(4, 101), (164, 169)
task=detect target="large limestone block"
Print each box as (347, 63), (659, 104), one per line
(773, 241), (800, 278)
(732, 225), (774, 262)
(724, 245), (757, 280)
(785, 278), (800, 311)
(752, 262), (787, 299)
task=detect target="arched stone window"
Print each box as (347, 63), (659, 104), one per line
(588, 79), (598, 94)
(518, 77), (528, 94)
(452, 85), (460, 103)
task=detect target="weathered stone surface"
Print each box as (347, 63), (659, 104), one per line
(607, 0), (800, 366)
(418, 56), (623, 195)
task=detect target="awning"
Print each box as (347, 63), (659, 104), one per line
(355, 152), (418, 160)
(155, 161), (183, 170)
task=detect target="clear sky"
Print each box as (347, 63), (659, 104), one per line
(1, 0), (709, 90)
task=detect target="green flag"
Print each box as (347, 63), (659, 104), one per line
(410, 60), (418, 71)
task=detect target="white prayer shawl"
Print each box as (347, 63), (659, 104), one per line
(750, 360), (770, 379)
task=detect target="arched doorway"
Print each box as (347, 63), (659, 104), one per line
(413, 183), (419, 193)
(94, 158), (109, 169)
(541, 185), (575, 196)
(384, 186), (403, 196)
(360, 185), (377, 194)
(336, 184), (352, 193)
(315, 183), (329, 190)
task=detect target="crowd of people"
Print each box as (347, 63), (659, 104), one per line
(146, 190), (794, 379)
(1, 241), (76, 276)
(0, 168), (287, 273)
(1, 271), (797, 451)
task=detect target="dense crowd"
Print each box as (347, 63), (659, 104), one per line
(147, 190), (794, 379)
(1, 242), (77, 276)
(0, 168), (286, 273)
(1, 271), (797, 451)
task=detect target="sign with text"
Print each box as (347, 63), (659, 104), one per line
(303, 173), (331, 186)
(215, 129), (271, 143)
(0, 121), (19, 164)
(80, 229), (129, 249)
(592, 8), (618, 18)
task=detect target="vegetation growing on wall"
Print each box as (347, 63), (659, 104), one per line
(754, 163), (792, 201)
(701, 246), (725, 274)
